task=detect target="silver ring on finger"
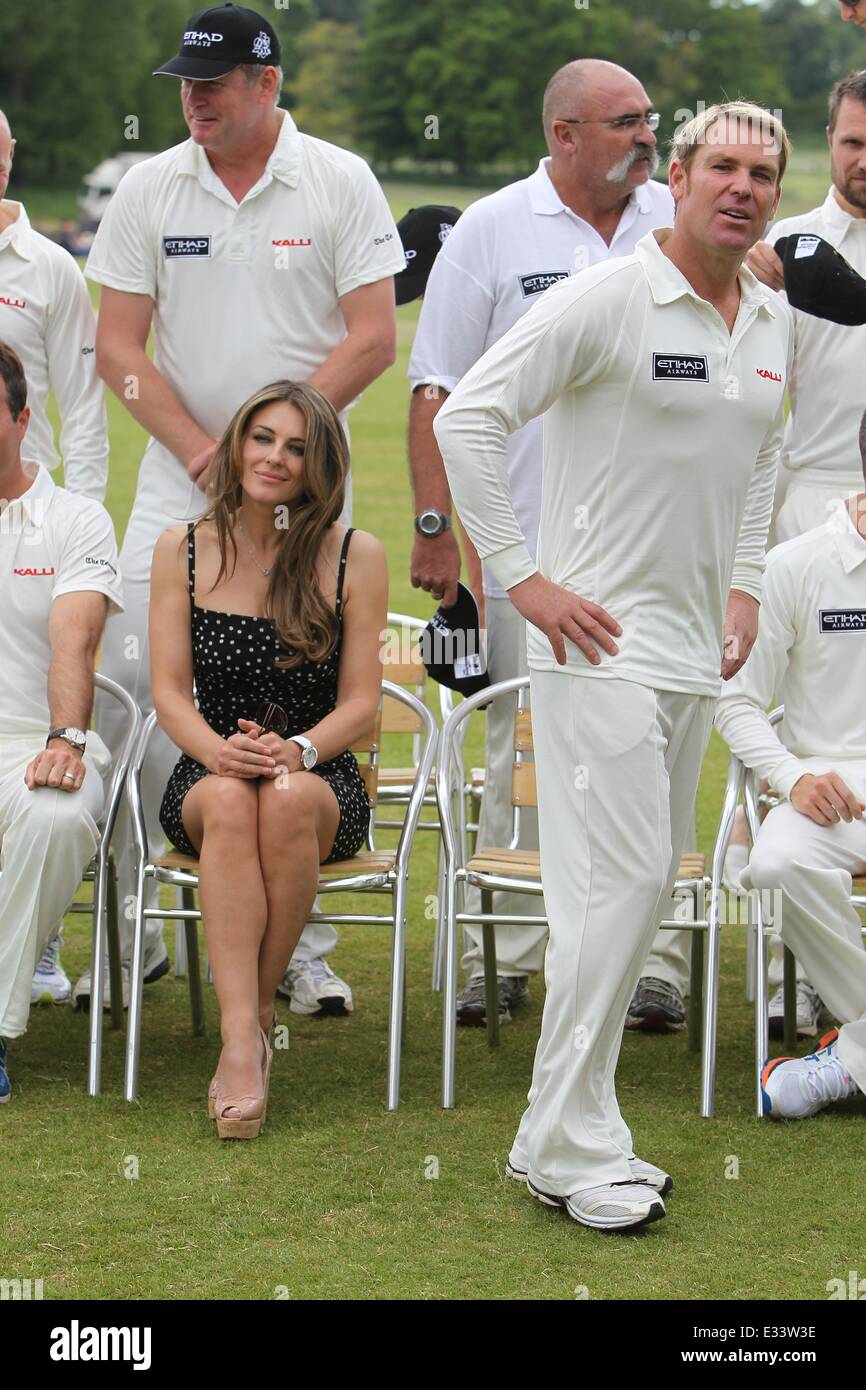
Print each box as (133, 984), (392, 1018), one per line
(63, 771), (76, 782)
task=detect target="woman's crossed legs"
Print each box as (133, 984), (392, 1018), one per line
(181, 771), (341, 1108)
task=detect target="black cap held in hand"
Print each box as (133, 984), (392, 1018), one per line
(421, 583), (490, 696)
(395, 205), (462, 306)
(773, 233), (866, 325)
(154, 5), (281, 80)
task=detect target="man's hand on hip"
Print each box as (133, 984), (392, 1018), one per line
(24, 746), (85, 793)
(722, 590), (759, 680)
(410, 531), (462, 607)
(790, 771), (865, 827)
(508, 572), (621, 667)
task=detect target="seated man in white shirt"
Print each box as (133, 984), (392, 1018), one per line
(0, 342), (123, 1102)
(715, 414), (866, 1120)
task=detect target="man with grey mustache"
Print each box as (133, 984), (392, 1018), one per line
(408, 59), (674, 1025)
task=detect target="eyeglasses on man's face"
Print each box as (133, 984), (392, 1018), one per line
(558, 112), (661, 133)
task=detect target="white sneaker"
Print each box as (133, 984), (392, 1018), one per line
(762, 1030), (860, 1119)
(768, 980), (826, 1040)
(277, 957), (353, 1016)
(627, 1156), (673, 1195)
(528, 1176), (666, 1231)
(72, 937), (168, 1013)
(31, 934), (71, 1005)
(507, 1156), (672, 1197)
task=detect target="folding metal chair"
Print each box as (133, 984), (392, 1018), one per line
(68, 673), (142, 1096)
(737, 705), (866, 1116)
(124, 680), (437, 1109)
(436, 675), (732, 1114)
(374, 611), (466, 991)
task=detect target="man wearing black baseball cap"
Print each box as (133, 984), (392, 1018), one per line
(82, 4), (405, 1036)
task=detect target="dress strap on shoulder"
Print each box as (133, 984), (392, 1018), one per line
(186, 522), (196, 614)
(335, 527), (354, 619)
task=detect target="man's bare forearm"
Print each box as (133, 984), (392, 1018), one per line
(97, 343), (214, 467)
(47, 636), (101, 732)
(308, 333), (396, 415)
(409, 385), (452, 511)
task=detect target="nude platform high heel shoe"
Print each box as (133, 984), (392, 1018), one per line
(212, 1028), (272, 1139)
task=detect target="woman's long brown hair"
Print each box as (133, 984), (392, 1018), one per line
(194, 380), (349, 667)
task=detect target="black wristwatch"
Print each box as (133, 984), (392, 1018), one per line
(414, 509), (452, 538)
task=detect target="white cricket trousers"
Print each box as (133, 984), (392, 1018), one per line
(463, 600), (694, 984)
(743, 760), (866, 1093)
(508, 673), (715, 1195)
(95, 442), (336, 960)
(0, 737), (107, 1037)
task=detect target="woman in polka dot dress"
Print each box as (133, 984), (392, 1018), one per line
(149, 380), (387, 1139)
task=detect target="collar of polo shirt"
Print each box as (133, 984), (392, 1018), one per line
(528, 157), (659, 219)
(0, 200), (33, 260)
(822, 183), (866, 246)
(178, 107), (302, 191)
(636, 227), (779, 316)
(3, 461), (54, 522)
(829, 497), (866, 572)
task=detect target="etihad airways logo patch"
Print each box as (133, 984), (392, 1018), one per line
(652, 354), (709, 381)
(518, 271), (569, 298)
(163, 237), (211, 258)
(819, 609), (866, 633)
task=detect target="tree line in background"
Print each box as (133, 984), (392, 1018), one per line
(1, 0), (862, 187)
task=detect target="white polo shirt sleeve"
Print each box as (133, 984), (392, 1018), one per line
(44, 251), (109, 501)
(53, 496), (124, 615)
(85, 166), (156, 298)
(714, 552), (807, 796)
(433, 271), (615, 591)
(332, 158), (405, 299)
(409, 233), (494, 393)
(730, 309), (793, 602)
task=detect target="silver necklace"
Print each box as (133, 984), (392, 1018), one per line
(237, 518), (275, 577)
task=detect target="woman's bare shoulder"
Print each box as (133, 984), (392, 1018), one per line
(345, 527), (386, 567)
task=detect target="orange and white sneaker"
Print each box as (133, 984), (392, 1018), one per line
(761, 1029), (860, 1119)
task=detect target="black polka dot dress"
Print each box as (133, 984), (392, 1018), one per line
(159, 525), (371, 864)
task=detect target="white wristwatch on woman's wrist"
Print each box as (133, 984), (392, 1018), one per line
(288, 735), (318, 770)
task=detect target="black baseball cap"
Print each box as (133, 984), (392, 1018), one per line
(421, 583), (490, 697)
(154, 4), (281, 80)
(395, 205), (462, 306)
(773, 232), (866, 325)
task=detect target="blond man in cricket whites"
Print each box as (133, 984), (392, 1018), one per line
(435, 103), (793, 1232)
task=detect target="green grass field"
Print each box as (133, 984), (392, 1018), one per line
(3, 147), (864, 1303)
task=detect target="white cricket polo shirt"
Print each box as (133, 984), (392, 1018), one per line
(0, 464), (123, 739)
(409, 159), (674, 598)
(715, 499), (866, 796)
(766, 188), (866, 489)
(0, 202), (108, 500)
(435, 229), (793, 697)
(85, 110), (405, 439)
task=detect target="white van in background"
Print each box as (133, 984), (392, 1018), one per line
(78, 152), (155, 231)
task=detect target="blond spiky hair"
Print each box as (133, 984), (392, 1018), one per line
(670, 101), (790, 182)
